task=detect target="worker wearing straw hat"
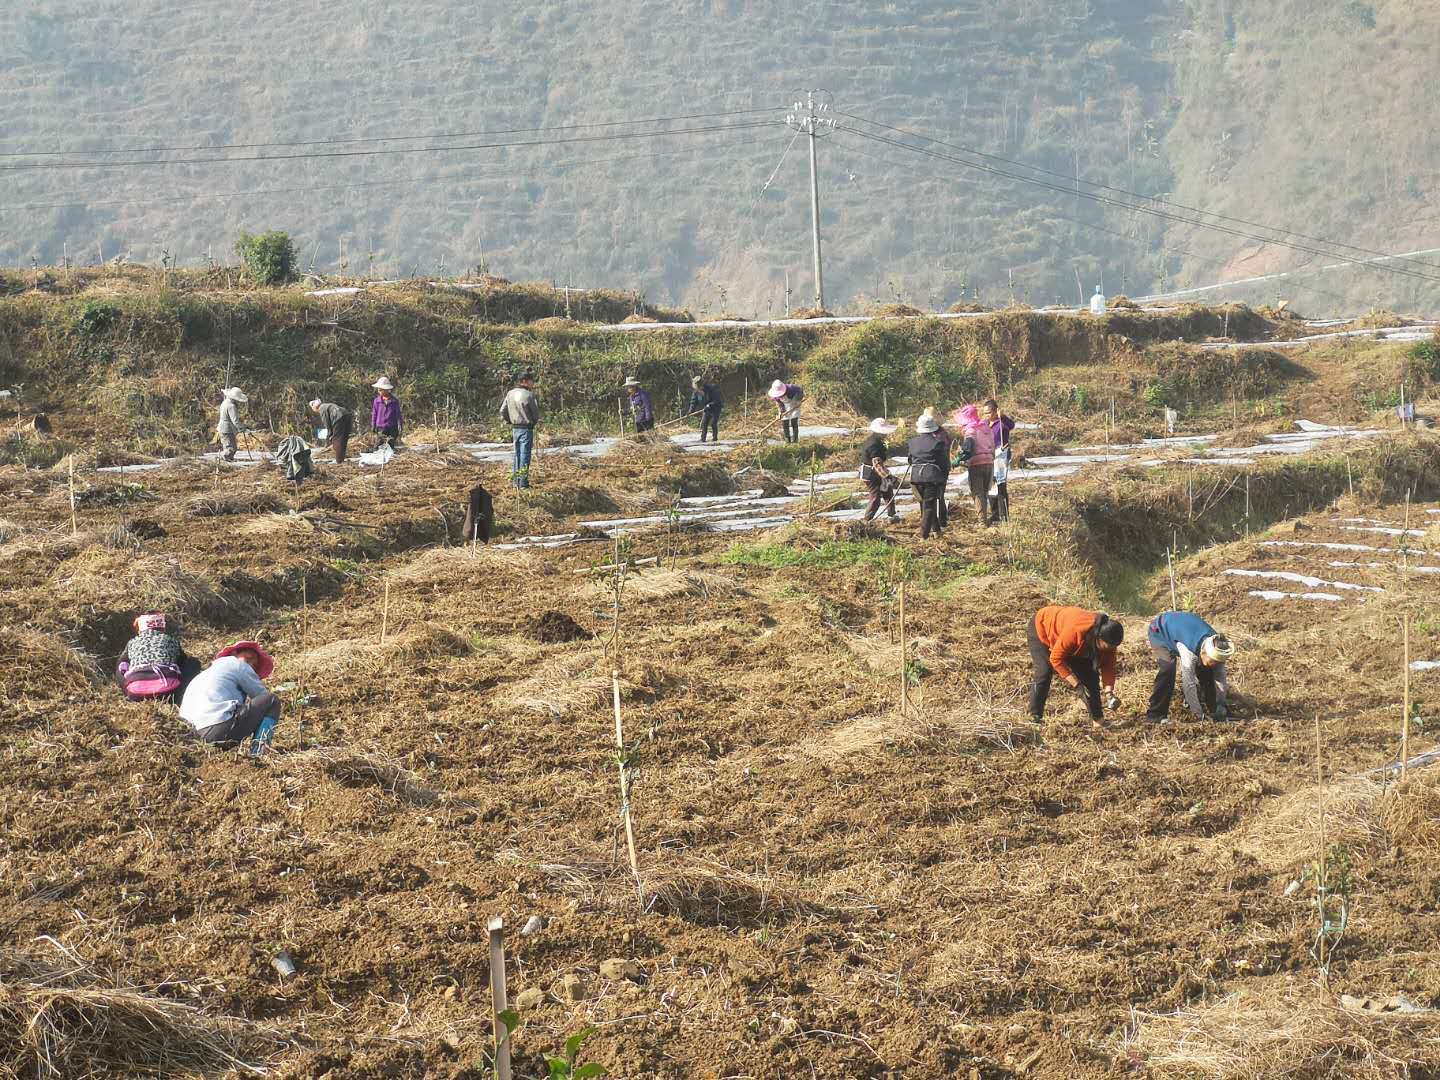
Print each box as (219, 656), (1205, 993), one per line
(370, 376), (402, 449)
(859, 418), (901, 522)
(309, 398), (354, 463)
(622, 376), (655, 433)
(1145, 611), (1235, 723)
(179, 640), (282, 752)
(216, 386), (248, 462)
(905, 412), (950, 539)
(768, 379), (804, 443)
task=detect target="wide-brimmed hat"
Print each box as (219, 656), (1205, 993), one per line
(767, 379), (789, 400)
(914, 414), (939, 434)
(133, 612), (168, 633)
(215, 640), (274, 680)
(308, 398), (323, 409)
(622, 377), (642, 389)
(1201, 635), (1235, 663)
(869, 418), (899, 435)
(372, 376), (394, 391)
(222, 387), (248, 403)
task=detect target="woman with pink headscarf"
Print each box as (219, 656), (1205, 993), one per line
(950, 404), (997, 526)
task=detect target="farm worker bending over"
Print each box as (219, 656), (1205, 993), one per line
(623, 377), (655, 433)
(983, 398), (1016, 522)
(1145, 611), (1235, 722)
(906, 413), (950, 539)
(179, 641), (282, 752)
(309, 399), (354, 463)
(768, 380), (804, 443)
(216, 387), (248, 462)
(951, 404), (996, 527)
(500, 372), (541, 489)
(859, 418), (900, 523)
(116, 611), (201, 704)
(1028, 606), (1123, 723)
(370, 377), (402, 448)
(690, 376), (723, 442)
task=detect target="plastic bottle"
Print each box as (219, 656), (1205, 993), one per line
(250, 715), (278, 756)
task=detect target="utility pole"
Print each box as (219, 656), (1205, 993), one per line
(786, 90), (836, 311)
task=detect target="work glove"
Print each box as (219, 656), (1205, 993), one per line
(1106, 693), (1121, 712)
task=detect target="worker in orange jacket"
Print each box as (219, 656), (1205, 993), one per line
(1027, 605), (1124, 722)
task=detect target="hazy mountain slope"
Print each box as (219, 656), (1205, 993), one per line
(1162, 0), (1440, 313)
(0, 0), (1176, 310)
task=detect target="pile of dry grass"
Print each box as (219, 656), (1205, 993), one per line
(386, 545), (541, 587)
(179, 491), (284, 517)
(297, 625), (472, 677)
(238, 512), (318, 540)
(868, 302), (924, 318)
(642, 857), (818, 923)
(275, 747), (439, 806)
(0, 628), (98, 698)
(499, 650), (646, 718)
(1127, 987), (1440, 1078)
(1231, 777), (1387, 870)
(0, 945), (275, 1079)
(599, 567), (732, 602)
(55, 550), (228, 623)
(1379, 770), (1440, 852)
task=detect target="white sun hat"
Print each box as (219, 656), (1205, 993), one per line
(869, 418), (899, 435)
(622, 376), (642, 388)
(222, 387), (248, 403)
(914, 413), (939, 434)
(767, 379), (789, 400)
(1201, 635), (1235, 663)
(372, 376), (394, 391)
(308, 398), (322, 409)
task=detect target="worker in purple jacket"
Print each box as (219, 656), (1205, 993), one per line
(622, 376), (655, 433)
(983, 397), (1016, 522)
(371, 376), (402, 448)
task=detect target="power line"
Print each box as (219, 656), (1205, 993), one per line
(0, 120), (779, 174)
(839, 110), (1440, 278)
(839, 126), (1440, 288)
(0, 107), (777, 160)
(0, 131), (788, 216)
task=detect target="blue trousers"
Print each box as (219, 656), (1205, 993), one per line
(512, 426), (533, 487)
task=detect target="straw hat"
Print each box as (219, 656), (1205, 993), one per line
(372, 376), (394, 391)
(222, 387), (248, 403)
(308, 398), (322, 409)
(215, 639), (275, 679)
(767, 379), (789, 400)
(1201, 635), (1235, 663)
(869, 418), (899, 435)
(914, 414), (939, 434)
(622, 376), (642, 389)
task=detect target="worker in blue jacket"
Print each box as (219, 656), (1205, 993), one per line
(1146, 611), (1235, 722)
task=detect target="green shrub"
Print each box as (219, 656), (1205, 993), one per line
(235, 231), (298, 286)
(1405, 336), (1440, 385)
(722, 538), (906, 570)
(74, 300), (121, 337)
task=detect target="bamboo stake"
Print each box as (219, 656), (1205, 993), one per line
(67, 456), (78, 536)
(611, 671), (642, 897)
(486, 916), (513, 1080)
(1244, 473), (1251, 536)
(571, 556), (658, 575)
(808, 449), (818, 516)
(1403, 617), (1411, 780)
(1346, 454), (1354, 498)
(380, 579), (391, 646)
(898, 581), (908, 716)
(1314, 714), (1329, 979)
(297, 576), (308, 751)
(1167, 547), (1178, 610)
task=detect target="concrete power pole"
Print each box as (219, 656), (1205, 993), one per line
(786, 90), (836, 311)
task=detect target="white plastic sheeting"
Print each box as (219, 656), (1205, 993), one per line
(1248, 589), (1345, 603)
(1223, 568), (1381, 593)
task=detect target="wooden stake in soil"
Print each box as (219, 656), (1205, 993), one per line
(611, 671), (642, 898)
(486, 916), (513, 1080)
(1244, 473), (1251, 536)
(1314, 714), (1330, 979)
(1403, 617), (1411, 780)
(380, 579), (391, 646)
(898, 581), (909, 716)
(297, 576), (309, 751)
(1167, 546), (1178, 611)
(1346, 454), (1354, 498)
(67, 456), (78, 536)
(808, 449), (818, 516)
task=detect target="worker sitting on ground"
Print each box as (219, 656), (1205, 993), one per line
(116, 611), (201, 704)
(1028, 606), (1124, 724)
(768, 380), (804, 443)
(309, 398), (354, 463)
(859, 418), (900, 522)
(623, 376), (655, 433)
(689, 376), (723, 442)
(216, 387), (248, 462)
(370, 377), (402, 449)
(179, 640), (282, 751)
(1145, 611), (1235, 723)
(906, 413), (950, 539)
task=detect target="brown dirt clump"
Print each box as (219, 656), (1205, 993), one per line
(529, 609), (590, 644)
